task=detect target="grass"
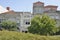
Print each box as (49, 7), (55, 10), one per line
(0, 30), (60, 40)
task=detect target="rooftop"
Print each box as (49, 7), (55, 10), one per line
(33, 1), (44, 4)
(44, 5), (58, 8)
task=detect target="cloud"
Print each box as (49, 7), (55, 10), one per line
(0, 5), (8, 14)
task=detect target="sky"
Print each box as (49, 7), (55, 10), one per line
(0, 0), (60, 12)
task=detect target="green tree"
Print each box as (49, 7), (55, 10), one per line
(28, 15), (57, 35)
(55, 26), (60, 35)
(0, 21), (18, 31)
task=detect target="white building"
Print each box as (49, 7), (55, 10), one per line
(33, 1), (44, 14)
(0, 1), (60, 32)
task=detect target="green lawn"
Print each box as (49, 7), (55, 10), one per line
(0, 31), (60, 40)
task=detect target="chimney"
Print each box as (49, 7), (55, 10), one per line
(6, 7), (10, 11)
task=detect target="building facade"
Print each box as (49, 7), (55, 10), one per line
(0, 1), (60, 32)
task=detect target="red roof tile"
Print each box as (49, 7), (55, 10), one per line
(33, 1), (44, 4)
(2, 10), (15, 14)
(44, 5), (58, 8)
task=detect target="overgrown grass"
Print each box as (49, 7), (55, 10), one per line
(0, 31), (60, 40)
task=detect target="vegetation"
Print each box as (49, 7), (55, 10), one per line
(28, 15), (57, 35)
(0, 21), (18, 31)
(0, 31), (60, 40)
(55, 26), (60, 35)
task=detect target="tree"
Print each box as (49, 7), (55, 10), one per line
(0, 21), (18, 31)
(55, 26), (60, 35)
(28, 15), (57, 35)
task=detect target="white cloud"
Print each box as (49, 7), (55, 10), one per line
(0, 5), (8, 14)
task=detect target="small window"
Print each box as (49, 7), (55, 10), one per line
(22, 31), (28, 33)
(25, 31), (28, 33)
(26, 22), (30, 25)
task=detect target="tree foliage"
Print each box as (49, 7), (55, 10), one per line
(0, 21), (18, 31)
(28, 15), (57, 35)
(55, 26), (60, 35)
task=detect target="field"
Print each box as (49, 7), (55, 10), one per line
(0, 31), (60, 40)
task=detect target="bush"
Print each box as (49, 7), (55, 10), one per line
(0, 21), (18, 31)
(0, 31), (60, 40)
(54, 27), (60, 35)
(28, 15), (57, 35)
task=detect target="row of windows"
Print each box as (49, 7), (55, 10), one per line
(0, 19), (6, 23)
(50, 16), (59, 19)
(33, 8), (44, 13)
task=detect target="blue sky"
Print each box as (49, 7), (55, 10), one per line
(0, 0), (60, 12)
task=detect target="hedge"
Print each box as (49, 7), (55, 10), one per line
(0, 31), (60, 40)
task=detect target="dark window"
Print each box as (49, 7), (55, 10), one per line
(25, 31), (28, 33)
(22, 31), (28, 33)
(22, 31), (24, 32)
(26, 22), (30, 25)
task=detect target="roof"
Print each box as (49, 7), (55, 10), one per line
(33, 1), (44, 4)
(2, 10), (15, 14)
(44, 5), (58, 8)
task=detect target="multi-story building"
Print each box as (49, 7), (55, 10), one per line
(33, 1), (44, 14)
(0, 1), (60, 32)
(33, 1), (60, 27)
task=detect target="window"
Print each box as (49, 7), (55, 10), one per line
(24, 15), (30, 18)
(22, 31), (28, 33)
(56, 16), (59, 19)
(50, 16), (55, 19)
(0, 19), (5, 23)
(26, 22), (30, 25)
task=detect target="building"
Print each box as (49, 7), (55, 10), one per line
(33, 1), (44, 14)
(0, 1), (60, 32)
(33, 1), (60, 27)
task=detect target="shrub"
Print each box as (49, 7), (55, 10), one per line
(0, 21), (18, 31)
(28, 15), (57, 35)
